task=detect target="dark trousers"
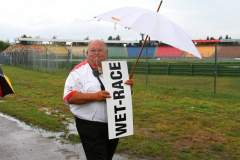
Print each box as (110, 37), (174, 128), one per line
(75, 117), (119, 160)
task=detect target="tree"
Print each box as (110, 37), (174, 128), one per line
(108, 36), (113, 40)
(116, 35), (121, 40)
(219, 35), (222, 40)
(225, 34), (229, 39)
(20, 34), (28, 45)
(0, 40), (10, 52)
(84, 36), (89, 40)
(52, 35), (58, 44)
(206, 36), (209, 40)
(140, 33), (145, 41)
(22, 34), (27, 38)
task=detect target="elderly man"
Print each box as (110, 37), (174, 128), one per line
(63, 39), (133, 160)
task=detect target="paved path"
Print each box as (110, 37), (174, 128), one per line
(0, 114), (84, 160)
(0, 113), (129, 160)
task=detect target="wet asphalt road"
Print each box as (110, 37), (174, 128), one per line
(0, 114), (84, 160)
(0, 113), (130, 160)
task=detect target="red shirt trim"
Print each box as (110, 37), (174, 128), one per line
(71, 60), (97, 72)
(63, 90), (77, 103)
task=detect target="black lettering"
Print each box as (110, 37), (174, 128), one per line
(113, 90), (125, 99)
(112, 80), (123, 89)
(115, 113), (126, 122)
(115, 123), (127, 136)
(110, 71), (122, 80)
(114, 105), (126, 114)
(109, 62), (121, 70)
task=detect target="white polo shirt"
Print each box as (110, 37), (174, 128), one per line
(63, 60), (107, 123)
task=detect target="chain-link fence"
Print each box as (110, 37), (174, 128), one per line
(0, 54), (7, 64)
(1, 46), (87, 75)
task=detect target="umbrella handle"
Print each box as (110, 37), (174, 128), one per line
(129, 35), (148, 79)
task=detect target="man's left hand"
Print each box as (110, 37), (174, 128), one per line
(124, 79), (134, 89)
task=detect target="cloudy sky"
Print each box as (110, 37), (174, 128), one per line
(0, 0), (239, 42)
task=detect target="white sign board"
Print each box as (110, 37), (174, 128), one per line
(102, 61), (133, 139)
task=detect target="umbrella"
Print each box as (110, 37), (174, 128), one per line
(0, 67), (15, 98)
(95, 1), (202, 78)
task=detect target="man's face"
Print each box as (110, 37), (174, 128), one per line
(87, 40), (107, 68)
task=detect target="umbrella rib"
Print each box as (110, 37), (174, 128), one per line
(167, 21), (193, 56)
(168, 22), (183, 51)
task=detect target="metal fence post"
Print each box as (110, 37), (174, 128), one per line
(52, 52), (54, 75)
(46, 48), (48, 73)
(26, 50), (28, 69)
(48, 46), (50, 69)
(214, 43), (218, 94)
(66, 49), (71, 73)
(22, 50), (25, 68)
(146, 47), (148, 86)
(71, 43), (73, 63)
(167, 63), (170, 75)
(40, 49), (42, 72)
(56, 45), (58, 68)
(33, 50), (35, 70)
(83, 49), (85, 61)
(190, 63), (193, 76)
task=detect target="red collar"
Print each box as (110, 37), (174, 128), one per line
(88, 61), (97, 69)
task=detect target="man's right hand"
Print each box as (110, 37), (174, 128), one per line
(94, 91), (111, 101)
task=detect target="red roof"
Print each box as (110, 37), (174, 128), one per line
(192, 40), (221, 43)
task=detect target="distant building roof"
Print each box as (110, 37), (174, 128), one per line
(14, 37), (240, 44)
(14, 38), (139, 44)
(192, 39), (240, 43)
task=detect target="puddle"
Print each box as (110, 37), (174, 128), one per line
(0, 112), (131, 160)
(39, 107), (53, 115)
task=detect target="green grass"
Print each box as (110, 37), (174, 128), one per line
(0, 65), (240, 159)
(0, 65), (72, 131)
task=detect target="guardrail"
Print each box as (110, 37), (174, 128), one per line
(127, 62), (240, 77)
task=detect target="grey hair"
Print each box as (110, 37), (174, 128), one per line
(87, 39), (107, 51)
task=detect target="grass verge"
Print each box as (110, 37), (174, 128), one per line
(0, 65), (240, 159)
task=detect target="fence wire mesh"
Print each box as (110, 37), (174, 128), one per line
(1, 46), (87, 75)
